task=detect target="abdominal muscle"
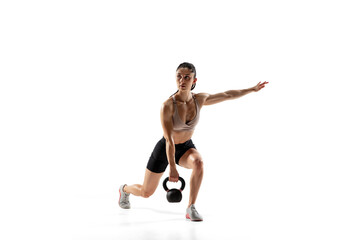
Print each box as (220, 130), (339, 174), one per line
(172, 130), (194, 144)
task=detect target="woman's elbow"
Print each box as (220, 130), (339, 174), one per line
(164, 135), (174, 146)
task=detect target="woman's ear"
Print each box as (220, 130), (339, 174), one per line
(193, 78), (197, 84)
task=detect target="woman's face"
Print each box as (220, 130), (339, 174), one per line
(176, 68), (197, 91)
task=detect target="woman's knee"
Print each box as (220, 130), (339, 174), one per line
(140, 188), (155, 198)
(192, 157), (204, 170)
(141, 169), (163, 198)
(140, 187), (156, 198)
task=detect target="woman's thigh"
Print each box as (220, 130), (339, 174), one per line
(178, 148), (203, 169)
(142, 169), (164, 194)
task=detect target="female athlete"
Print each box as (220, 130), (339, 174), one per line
(118, 62), (268, 221)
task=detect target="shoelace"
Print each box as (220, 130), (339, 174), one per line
(122, 192), (130, 203)
(190, 206), (199, 215)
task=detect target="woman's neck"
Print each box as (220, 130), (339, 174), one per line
(176, 91), (192, 104)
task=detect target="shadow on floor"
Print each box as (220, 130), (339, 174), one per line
(115, 207), (187, 226)
(132, 207), (184, 216)
(116, 217), (184, 226)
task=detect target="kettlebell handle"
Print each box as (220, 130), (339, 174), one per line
(163, 176), (185, 192)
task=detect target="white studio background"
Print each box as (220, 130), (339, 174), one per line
(0, 0), (359, 239)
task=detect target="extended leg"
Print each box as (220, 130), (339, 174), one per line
(124, 169), (163, 198)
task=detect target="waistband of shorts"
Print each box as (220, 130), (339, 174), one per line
(161, 136), (191, 146)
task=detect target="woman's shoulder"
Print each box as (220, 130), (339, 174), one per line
(194, 92), (210, 99)
(193, 92), (210, 106)
(161, 97), (174, 110)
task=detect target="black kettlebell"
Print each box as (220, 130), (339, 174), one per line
(162, 176), (186, 203)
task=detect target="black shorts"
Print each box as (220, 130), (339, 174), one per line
(146, 137), (196, 173)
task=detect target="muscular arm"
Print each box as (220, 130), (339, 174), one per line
(160, 101), (178, 179)
(160, 101), (179, 182)
(202, 88), (255, 106)
(200, 81), (268, 106)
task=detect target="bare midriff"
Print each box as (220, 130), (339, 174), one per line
(172, 130), (194, 144)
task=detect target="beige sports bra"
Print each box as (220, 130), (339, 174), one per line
(172, 93), (200, 132)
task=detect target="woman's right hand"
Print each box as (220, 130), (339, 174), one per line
(169, 166), (179, 182)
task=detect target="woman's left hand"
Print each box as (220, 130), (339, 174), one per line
(253, 81), (269, 92)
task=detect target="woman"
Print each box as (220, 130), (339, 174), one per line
(118, 62), (268, 221)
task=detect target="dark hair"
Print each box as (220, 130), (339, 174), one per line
(177, 62), (197, 79)
(170, 62), (197, 97)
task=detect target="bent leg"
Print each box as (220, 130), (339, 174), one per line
(124, 169), (164, 198)
(178, 148), (204, 207)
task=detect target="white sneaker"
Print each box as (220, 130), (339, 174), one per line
(118, 184), (131, 209)
(186, 204), (203, 221)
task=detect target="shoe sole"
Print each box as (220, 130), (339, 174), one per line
(186, 213), (203, 221)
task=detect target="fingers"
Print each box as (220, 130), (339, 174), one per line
(169, 177), (179, 182)
(256, 81), (268, 87)
(169, 173), (179, 182)
(259, 81), (269, 88)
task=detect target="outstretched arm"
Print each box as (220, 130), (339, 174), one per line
(201, 81), (269, 106)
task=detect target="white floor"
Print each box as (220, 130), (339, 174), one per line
(73, 192), (226, 240)
(72, 185), (359, 240)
